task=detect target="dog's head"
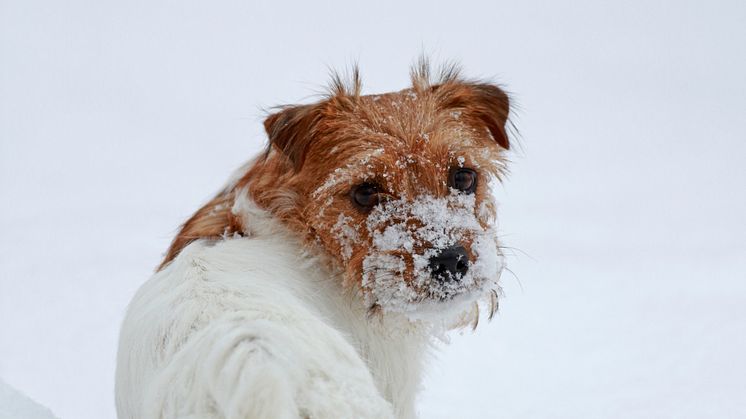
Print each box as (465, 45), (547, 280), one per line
(161, 63), (512, 323)
(249, 64), (512, 321)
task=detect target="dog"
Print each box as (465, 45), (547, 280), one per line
(115, 60), (512, 419)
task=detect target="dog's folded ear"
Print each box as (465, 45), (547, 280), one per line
(264, 103), (324, 170)
(436, 82), (511, 150)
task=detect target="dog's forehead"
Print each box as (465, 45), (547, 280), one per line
(327, 89), (481, 154)
(358, 89), (447, 137)
(307, 88), (502, 198)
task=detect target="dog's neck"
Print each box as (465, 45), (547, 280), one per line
(158, 182), (436, 417)
(232, 191), (432, 419)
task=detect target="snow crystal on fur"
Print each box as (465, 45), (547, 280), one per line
(332, 213), (361, 260)
(361, 190), (503, 319)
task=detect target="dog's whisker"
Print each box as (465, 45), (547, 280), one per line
(470, 302), (480, 331)
(496, 244), (534, 260)
(488, 289), (499, 321)
(501, 266), (523, 292)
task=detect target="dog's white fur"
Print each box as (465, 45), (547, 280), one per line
(116, 194), (432, 419)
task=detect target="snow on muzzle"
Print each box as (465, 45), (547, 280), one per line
(361, 191), (504, 317)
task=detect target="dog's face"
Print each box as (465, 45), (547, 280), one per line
(250, 70), (511, 320)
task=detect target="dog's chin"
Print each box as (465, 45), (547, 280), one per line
(365, 277), (497, 325)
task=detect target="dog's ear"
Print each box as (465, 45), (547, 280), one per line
(263, 103), (324, 170)
(436, 82), (511, 150)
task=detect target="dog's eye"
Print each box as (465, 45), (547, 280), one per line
(352, 183), (381, 209)
(449, 168), (477, 194)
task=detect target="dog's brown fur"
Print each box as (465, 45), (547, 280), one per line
(159, 62), (511, 293)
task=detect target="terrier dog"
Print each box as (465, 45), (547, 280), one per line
(116, 61), (512, 419)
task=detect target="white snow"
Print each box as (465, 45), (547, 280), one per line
(0, 379), (58, 419)
(1, 1), (745, 418)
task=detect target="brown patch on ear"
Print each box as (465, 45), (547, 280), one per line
(158, 191), (243, 271)
(263, 103), (325, 170)
(435, 82), (511, 150)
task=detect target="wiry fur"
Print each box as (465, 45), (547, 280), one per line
(116, 60), (513, 419)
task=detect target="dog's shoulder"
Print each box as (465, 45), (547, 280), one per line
(117, 236), (397, 418)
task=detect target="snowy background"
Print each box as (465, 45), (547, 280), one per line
(2, 0), (745, 418)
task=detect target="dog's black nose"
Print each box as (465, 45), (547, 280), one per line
(428, 245), (470, 282)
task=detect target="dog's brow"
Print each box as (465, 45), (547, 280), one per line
(312, 148), (386, 198)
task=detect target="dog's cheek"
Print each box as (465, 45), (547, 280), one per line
(308, 200), (372, 285)
(346, 248), (370, 289)
(303, 202), (343, 262)
(476, 198), (497, 227)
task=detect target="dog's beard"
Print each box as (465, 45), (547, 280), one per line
(358, 192), (504, 321)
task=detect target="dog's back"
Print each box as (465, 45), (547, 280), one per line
(116, 232), (401, 419)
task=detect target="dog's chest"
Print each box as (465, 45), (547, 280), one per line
(305, 279), (430, 419)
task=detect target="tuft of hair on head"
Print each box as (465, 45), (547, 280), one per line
(410, 55), (463, 92)
(327, 63), (363, 98)
(262, 63), (363, 170)
(412, 56), (513, 150)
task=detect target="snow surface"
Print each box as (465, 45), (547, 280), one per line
(1, 1), (745, 418)
(0, 379), (57, 419)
